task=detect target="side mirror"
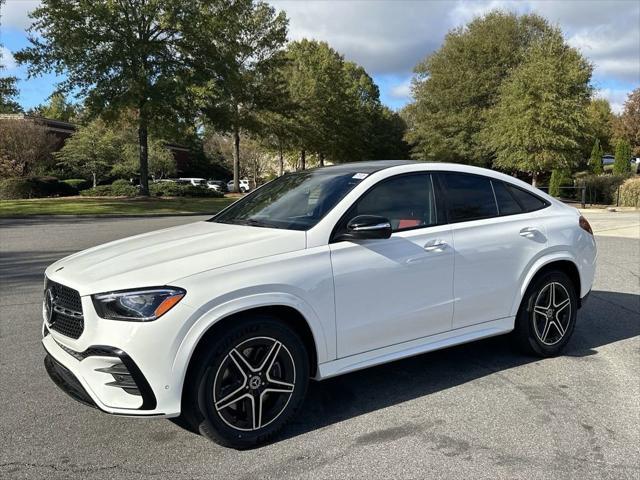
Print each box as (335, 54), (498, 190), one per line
(341, 215), (392, 240)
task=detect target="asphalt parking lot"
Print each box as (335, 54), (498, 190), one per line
(1, 211), (639, 479)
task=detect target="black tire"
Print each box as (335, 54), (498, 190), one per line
(180, 315), (309, 449)
(513, 270), (577, 357)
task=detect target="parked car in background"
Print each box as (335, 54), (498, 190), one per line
(227, 178), (251, 193)
(41, 161), (596, 448)
(207, 180), (228, 193)
(602, 154), (615, 166)
(179, 178), (207, 187)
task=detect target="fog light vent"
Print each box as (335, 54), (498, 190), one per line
(95, 363), (141, 396)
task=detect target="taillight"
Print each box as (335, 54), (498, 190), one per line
(579, 215), (593, 235)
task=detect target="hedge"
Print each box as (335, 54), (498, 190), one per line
(577, 174), (631, 205)
(62, 178), (91, 191)
(80, 179), (138, 197)
(0, 176), (78, 200)
(149, 182), (223, 198)
(619, 177), (640, 208)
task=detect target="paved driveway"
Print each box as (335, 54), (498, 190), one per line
(1, 211), (638, 479)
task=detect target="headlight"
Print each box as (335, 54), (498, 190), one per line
(92, 287), (186, 322)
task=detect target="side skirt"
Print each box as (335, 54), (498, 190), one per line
(317, 317), (514, 380)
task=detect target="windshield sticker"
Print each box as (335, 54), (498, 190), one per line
(352, 173), (369, 180)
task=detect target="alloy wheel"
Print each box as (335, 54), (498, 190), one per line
(532, 282), (572, 346)
(213, 336), (296, 431)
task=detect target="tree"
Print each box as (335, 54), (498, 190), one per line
(0, 118), (55, 176)
(485, 35), (592, 185)
(189, 0), (287, 191)
(282, 40), (354, 168)
(369, 106), (411, 160)
(585, 98), (613, 155)
(30, 92), (78, 122)
(55, 120), (121, 187)
(613, 88), (640, 156)
(407, 12), (560, 164)
(113, 138), (176, 180)
(613, 139), (631, 175)
(0, 0), (22, 114)
(589, 138), (603, 174)
(15, 0), (198, 195)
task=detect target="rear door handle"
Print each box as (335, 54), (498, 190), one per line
(519, 227), (539, 238)
(424, 239), (448, 251)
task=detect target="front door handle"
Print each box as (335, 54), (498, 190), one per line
(424, 239), (448, 251)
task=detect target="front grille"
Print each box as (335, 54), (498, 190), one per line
(45, 279), (84, 339)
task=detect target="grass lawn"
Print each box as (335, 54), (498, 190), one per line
(0, 196), (236, 217)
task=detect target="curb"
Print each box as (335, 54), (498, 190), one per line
(0, 212), (217, 220)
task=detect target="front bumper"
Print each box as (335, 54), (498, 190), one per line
(41, 293), (197, 417)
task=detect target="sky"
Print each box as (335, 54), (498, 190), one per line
(1, 0), (639, 113)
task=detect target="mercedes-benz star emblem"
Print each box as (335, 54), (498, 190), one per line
(45, 288), (55, 324)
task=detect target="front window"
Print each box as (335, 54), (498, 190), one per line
(211, 170), (366, 230)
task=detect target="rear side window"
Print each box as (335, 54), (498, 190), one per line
(441, 173), (498, 222)
(505, 184), (548, 212)
(492, 181), (523, 215)
(351, 174), (437, 232)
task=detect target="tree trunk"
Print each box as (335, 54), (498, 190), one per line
(138, 114), (149, 196)
(531, 171), (538, 187)
(278, 142), (284, 177)
(319, 153), (325, 167)
(92, 172), (97, 188)
(233, 124), (240, 193)
(300, 149), (306, 170)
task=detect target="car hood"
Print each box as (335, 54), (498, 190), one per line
(45, 221), (306, 296)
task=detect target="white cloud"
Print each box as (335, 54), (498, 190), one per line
(390, 78), (412, 100)
(0, 46), (17, 70)
(595, 88), (630, 114)
(1, 0), (40, 29)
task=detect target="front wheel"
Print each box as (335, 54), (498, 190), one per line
(514, 271), (577, 357)
(181, 316), (309, 449)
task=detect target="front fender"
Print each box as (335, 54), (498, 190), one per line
(172, 291), (330, 396)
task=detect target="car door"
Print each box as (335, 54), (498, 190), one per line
(329, 173), (454, 358)
(437, 172), (549, 329)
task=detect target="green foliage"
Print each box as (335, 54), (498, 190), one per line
(0, 2), (22, 114)
(613, 88), (640, 156)
(577, 174), (630, 205)
(55, 119), (121, 187)
(62, 178), (90, 190)
(149, 182), (223, 198)
(30, 93), (78, 121)
(407, 11), (560, 164)
(0, 118), (56, 176)
(618, 177), (640, 208)
(112, 138), (177, 180)
(15, 0), (203, 194)
(589, 139), (603, 174)
(486, 34), (591, 182)
(81, 179), (138, 197)
(613, 139), (631, 174)
(585, 98), (613, 156)
(0, 176), (77, 199)
(549, 169), (572, 197)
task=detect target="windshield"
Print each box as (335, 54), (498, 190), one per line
(211, 170), (366, 230)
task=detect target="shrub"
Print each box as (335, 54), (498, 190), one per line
(149, 182), (223, 198)
(0, 176), (78, 200)
(613, 139), (631, 174)
(549, 169), (572, 197)
(62, 178), (90, 191)
(619, 177), (640, 208)
(577, 174), (630, 205)
(80, 179), (138, 197)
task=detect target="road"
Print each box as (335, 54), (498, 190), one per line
(1, 211), (639, 479)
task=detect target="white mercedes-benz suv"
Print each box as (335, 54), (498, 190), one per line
(42, 161), (596, 448)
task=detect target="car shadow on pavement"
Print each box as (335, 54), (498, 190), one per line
(169, 290), (639, 444)
(278, 289), (637, 443)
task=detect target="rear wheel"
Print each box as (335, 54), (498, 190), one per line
(180, 316), (309, 448)
(514, 271), (577, 357)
